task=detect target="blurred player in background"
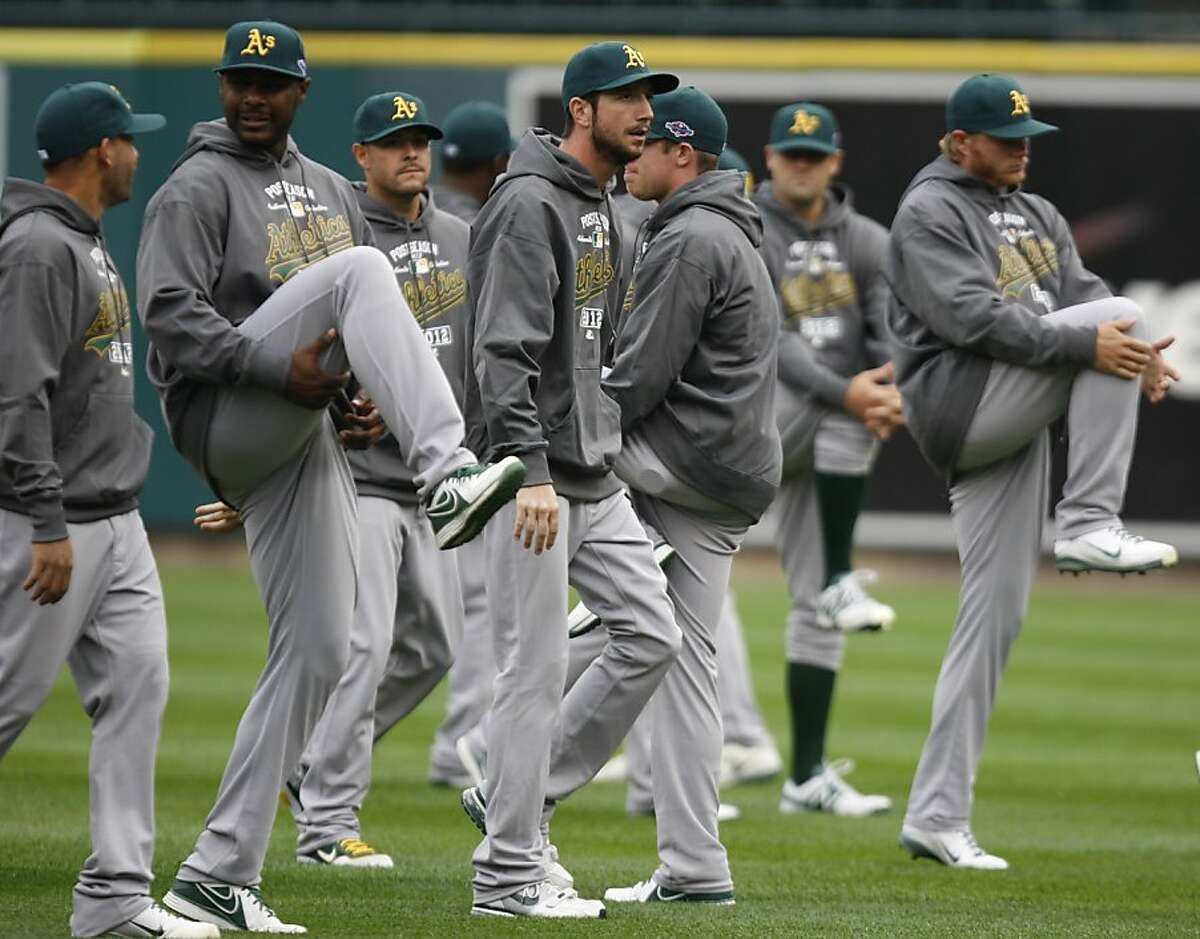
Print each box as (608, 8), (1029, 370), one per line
(434, 101), (515, 223)
(756, 101), (902, 817)
(890, 74), (1178, 870)
(0, 85), (216, 939)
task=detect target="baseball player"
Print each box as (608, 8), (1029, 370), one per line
(601, 85), (781, 905)
(0, 85), (215, 939)
(890, 74), (1178, 869)
(137, 23), (523, 932)
(433, 101), (515, 223)
(754, 101), (903, 817)
(458, 41), (681, 919)
(278, 91), (477, 867)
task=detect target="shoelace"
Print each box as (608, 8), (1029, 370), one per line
(245, 887), (279, 920)
(818, 759), (862, 807)
(1109, 526), (1144, 545)
(960, 830), (988, 858)
(339, 837), (377, 857)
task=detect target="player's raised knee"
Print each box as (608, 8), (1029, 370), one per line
(1110, 296), (1148, 338)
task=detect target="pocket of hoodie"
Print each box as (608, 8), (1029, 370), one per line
(58, 392), (153, 504)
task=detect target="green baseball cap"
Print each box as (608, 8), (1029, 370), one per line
(35, 82), (165, 163)
(216, 21), (308, 80)
(354, 92), (443, 144)
(561, 41), (679, 114)
(768, 102), (840, 155)
(718, 147), (751, 173)
(946, 74), (1058, 138)
(646, 86), (727, 157)
(441, 101), (515, 162)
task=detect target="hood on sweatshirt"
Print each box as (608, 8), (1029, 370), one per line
(898, 153), (1019, 206)
(0, 177), (98, 239)
(351, 181), (438, 233)
(495, 128), (610, 201)
(170, 119), (301, 175)
(648, 169), (762, 247)
(754, 180), (855, 235)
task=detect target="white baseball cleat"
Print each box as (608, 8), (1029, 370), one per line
(102, 902), (220, 938)
(542, 842), (575, 891)
(1055, 527), (1178, 574)
(815, 570), (896, 632)
(297, 837), (393, 868)
(779, 759), (892, 817)
(593, 751), (629, 783)
(163, 880), (306, 933)
(900, 825), (1009, 870)
(455, 733), (487, 789)
(472, 881), (606, 918)
(717, 802), (741, 822)
(1194, 750), (1200, 782)
(720, 741), (784, 785)
(603, 878), (735, 905)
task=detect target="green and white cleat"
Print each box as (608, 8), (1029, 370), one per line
(297, 837), (394, 868)
(102, 902), (220, 938)
(428, 457), (526, 550)
(603, 878), (735, 905)
(472, 881), (605, 919)
(163, 880), (306, 934)
(1054, 527), (1178, 574)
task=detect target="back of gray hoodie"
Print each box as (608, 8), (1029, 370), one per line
(0, 179), (152, 541)
(755, 182), (890, 410)
(464, 129), (623, 502)
(350, 185), (470, 505)
(888, 155), (1109, 475)
(604, 170), (782, 524)
(136, 120), (371, 483)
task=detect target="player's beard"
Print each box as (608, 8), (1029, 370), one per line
(592, 121), (642, 167)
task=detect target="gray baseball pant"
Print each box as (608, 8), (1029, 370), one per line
(472, 491), (680, 904)
(905, 296), (1145, 832)
(717, 593), (776, 749)
(428, 537), (494, 783)
(632, 491), (748, 894)
(0, 509), (167, 937)
(290, 496), (461, 855)
(179, 246), (474, 886)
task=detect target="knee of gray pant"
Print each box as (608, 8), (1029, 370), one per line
(1109, 296), (1147, 338)
(341, 244), (396, 285)
(648, 614), (683, 666)
(296, 626), (353, 688)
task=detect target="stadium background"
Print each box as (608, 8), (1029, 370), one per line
(2, 5), (1200, 541)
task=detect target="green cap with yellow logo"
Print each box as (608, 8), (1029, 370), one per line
(768, 102), (840, 155)
(561, 41), (678, 114)
(354, 92), (443, 144)
(946, 74), (1058, 139)
(216, 20), (308, 79)
(35, 82), (165, 163)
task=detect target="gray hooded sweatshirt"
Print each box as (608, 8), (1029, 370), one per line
(605, 170), (782, 524)
(0, 179), (151, 541)
(888, 155), (1109, 475)
(431, 184), (482, 224)
(755, 182), (890, 408)
(137, 120), (371, 480)
(464, 129), (623, 502)
(350, 184), (470, 505)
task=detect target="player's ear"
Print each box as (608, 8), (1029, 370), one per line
(568, 96), (593, 131)
(297, 77), (312, 103)
(351, 142), (368, 173)
(830, 150), (844, 176)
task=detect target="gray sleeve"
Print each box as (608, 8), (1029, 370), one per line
(894, 205), (1096, 368)
(136, 199), (292, 391)
(604, 235), (708, 432)
(469, 220), (559, 487)
(851, 218), (893, 368)
(0, 260), (74, 541)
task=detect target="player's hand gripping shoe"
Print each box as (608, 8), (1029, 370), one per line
(1054, 526), (1179, 574)
(603, 878), (735, 905)
(460, 786), (574, 889)
(428, 456), (526, 550)
(297, 837), (394, 868)
(472, 881), (605, 919)
(900, 825), (1009, 870)
(163, 880), (306, 934)
(779, 758), (892, 816)
(102, 902), (220, 938)
(567, 539), (676, 637)
(815, 570), (896, 632)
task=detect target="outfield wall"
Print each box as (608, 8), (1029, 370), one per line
(3, 30), (1199, 541)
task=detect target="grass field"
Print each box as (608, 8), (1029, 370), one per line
(2, 546), (1197, 938)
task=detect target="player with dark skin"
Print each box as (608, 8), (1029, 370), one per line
(514, 80), (654, 556)
(24, 133), (142, 607)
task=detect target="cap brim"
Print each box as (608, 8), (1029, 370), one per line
(362, 123), (444, 143)
(127, 113), (167, 134)
(214, 63), (307, 79)
(981, 118), (1058, 139)
(594, 71), (680, 96)
(770, 139), (838, 155)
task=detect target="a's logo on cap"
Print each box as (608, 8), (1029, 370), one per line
(392, 96), (419, 121)
(622, 44), (646, 69)
(240, 27), (277, 57)
(664, 121), (694, 139)
(1009, 90), (1031, 117)
(789, 109), (821, 136)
